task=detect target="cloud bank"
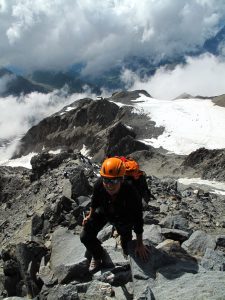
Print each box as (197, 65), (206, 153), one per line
(121, 53), (225, 99)
(1, 0), (225, 74)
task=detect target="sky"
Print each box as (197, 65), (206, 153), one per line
(1, 0), (225, 99)
(1, 0), (225, 75)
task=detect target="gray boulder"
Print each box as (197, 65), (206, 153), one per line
(182, 230), (216, 257)
(201, 248), (225, 271)
(39, 283), (79, 300)
(85, 280), (114, 299)
(128, 240), (198, 300)
(68, 167), (92, 200)
(152, 270), (225, 300)
(143, 224), (164, 245)
(159, 215), (189, 231)
(50, 227), (88, 283)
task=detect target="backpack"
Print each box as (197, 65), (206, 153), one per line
(119, 156), (143, 179)
(116, 156), (151, 202)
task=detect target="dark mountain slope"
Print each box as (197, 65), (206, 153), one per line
(13, 92), (161, 161)
(0, 68), (50, 97)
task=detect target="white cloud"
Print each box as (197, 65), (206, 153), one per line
(122, 53), (225, 99)
(0, 0), (225, 73)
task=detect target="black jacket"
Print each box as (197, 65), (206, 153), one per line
(91, 178), (143, 234)
(125, 173), (151, 201)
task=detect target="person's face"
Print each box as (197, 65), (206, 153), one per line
(102, 177), (122, 196)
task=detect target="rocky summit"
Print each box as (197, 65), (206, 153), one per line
(1, 90), (225, 300)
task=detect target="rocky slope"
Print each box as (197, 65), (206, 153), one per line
(0, 68), (49, 97)
(1, 90), (225, 299)
(0, 150), (225, 300)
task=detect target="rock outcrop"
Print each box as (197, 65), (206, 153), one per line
(182, 147), (225, 181)
(13, 93), (161, 162)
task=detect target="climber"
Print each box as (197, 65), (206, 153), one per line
(80, 157), (149, 273)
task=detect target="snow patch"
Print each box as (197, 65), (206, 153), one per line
(1, 152), (37, 169)
(178, 177), (225, 195)
(135, 95), (225, 155)
(80, 144), (91, 158)
(65, 106), (75, 112)
(49, 149), (61, 155)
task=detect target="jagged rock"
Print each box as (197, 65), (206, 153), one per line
(68, 166), (92, 200)
(97, 225), (114, 243)
(106, 134), (149, 157)
(143, 224), (164, 245)
(152, 270), (225, 300)
(159, 215), (189, 231)
(128, 240), (198, 300)
(101, 240), (130, 268)
(161, 228), (190, 242)
(143, 211), (159, 225)
(37, 257), (57, 287)
(93, 266), (131, 286)
(39, 283), (79, 300)
(62, 179), (72, 200)
(182, 230), (216, 257)
(201, 248), (225, 271)
(76, 196), (91, 211)
(216, 235), (225, 247)
(0, 167), (30, 204)
(107, 90), (151, 104)
(13, 94), (164, 163)
(182, 147), (225, 181)
(84, 280), (115, 299)
(106, 121), (136, 149)
(2, 242), (47, 297)
(31, 214), (44, 237)
(50, 227), (89, 283)
(30, 151), (71, 180)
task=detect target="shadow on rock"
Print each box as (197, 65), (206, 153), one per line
(128, 239), (199, 299)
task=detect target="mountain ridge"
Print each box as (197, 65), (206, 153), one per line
(1, 89), (225, 299)
(10, 90), (225, 182)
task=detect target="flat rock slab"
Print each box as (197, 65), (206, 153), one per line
(128, 240), (199, 300)
(152, 270), (225, 300)
(50, 227), (89, 283)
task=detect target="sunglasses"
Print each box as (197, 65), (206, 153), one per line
(102, 177), (122, 185)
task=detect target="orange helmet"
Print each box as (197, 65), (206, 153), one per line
(100, 157), (126, 178)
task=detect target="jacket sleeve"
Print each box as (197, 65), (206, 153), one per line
(90, 179), (102, 209)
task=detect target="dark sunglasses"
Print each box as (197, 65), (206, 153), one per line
(102, 177), (122, 185)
